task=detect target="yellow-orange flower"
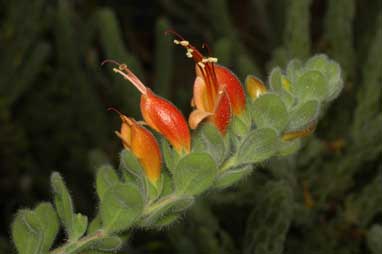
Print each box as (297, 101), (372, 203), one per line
(113, 110), (161, 184)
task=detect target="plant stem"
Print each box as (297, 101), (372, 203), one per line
(49, 194), (177, 254)
(142, 194), (178, 216)
(50, 230), (106, 254)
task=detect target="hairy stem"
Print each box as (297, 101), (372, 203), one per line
(50, 230), (106, 254)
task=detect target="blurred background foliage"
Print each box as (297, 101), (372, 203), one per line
(0, 0), (381, 253)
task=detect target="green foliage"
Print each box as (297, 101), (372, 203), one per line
(192, 123), (226, 165)
(173, 153), (217, 195)
(9, 53), (342, 253)
(237, 128), (279, 164)
(286, 100), (319, 130)
(100, 183), (144, 233)
(250, 94), (289, 133)
(12, 203), (59, 254)
(51, 172), (88, 241)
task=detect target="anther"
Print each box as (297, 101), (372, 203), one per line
(208, 57), (218, 63)
(119, 64), (127, 71)
(180, 40), (189, 46)
(186, 52), (193, 58)
(173, 39), (180, 45)
(198, 62), (206, 68)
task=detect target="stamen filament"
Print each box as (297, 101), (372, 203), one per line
(102, 59), (147, 95)
(113, 68), (147, 95)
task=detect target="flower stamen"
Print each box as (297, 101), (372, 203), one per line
(102, 59), (147, 95)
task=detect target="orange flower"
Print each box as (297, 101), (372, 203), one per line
(113, 110), (161, 184)
(105, 60), (191, 154)
(169, 32), (246, 134)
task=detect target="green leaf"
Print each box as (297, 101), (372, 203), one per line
(215, 165), (252, 189)
(286, 59), (303, 84)
(269, 67), (283, 91)
(96, 165), (120, 201)
(295, 70), (328, 102)
(34, 203), (59, 252)
(154, 214), (180, 227)
(120, 149), (144, 179)
(192, 123), (226, 165)
(146, 175), (164, 202)
(251, 94), (289, 133)
(51, 172), (85, 241)
(12, 203), (60, 254)
(173, 152), (218, 195)
(305, 54), (327, 71)
(277, 138), (301, 157)
(161, 172), (174, 196)
(237, 128), (278, 164)
(12, 209), (43, 254)
(72, 213), (88, 242)
(161, 138), (180, 173)
(305, 54), (343, 100)
(120, 149), (147, 199)
(325, 61), (342, 100)
(100, 183), (144, 233)
(287, 100), (320, 130)
(230, 114), (251, 137)
(88, 214), (102, 235)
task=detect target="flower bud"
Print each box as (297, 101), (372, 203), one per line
(246, 75), (267, 100)
(114, 112), (161, 184)
(107, 61), (191, 153)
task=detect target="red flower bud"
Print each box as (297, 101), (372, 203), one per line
(113, 110), (161, 184)
(169, 32), (246, 134)
(105, 60), (191, 153)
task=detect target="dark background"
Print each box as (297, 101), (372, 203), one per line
(0, 0), (381, 253)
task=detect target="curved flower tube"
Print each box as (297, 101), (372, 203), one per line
(105, 60), (191, 154)
(112, 110), (162, 184)
(169, 32), (246, 134)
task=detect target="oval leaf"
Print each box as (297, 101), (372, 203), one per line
(251, 94), (289, 133)
(51, 172), (79, 241)
(237, 128), (279, 164)
(100, 183), (144, 233)
(96, 165), (120, 201)
(192, 123), (226, 165)
(34, 203), (60, 252)
(173, 152), (217, 196)
(12, 209), (43, 254)
(287, 100), (320, 130)
(295, 70), (328, 102)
